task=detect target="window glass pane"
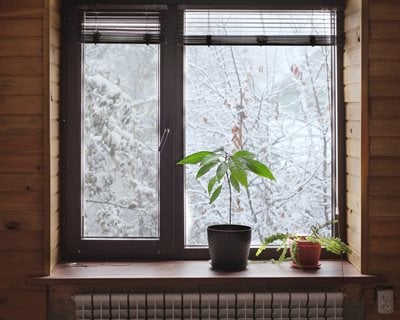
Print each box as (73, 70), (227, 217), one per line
(184, 45), (332, 246)
(82, 43), (159, 238)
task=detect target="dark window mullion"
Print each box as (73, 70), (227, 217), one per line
(159, 4), (182, 257)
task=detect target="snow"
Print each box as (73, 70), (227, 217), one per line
(82, 42), (334, 244)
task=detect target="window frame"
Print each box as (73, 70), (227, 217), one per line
(61, 0), (345, 261)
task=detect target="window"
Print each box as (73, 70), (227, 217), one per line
(62, 1), (344, 260)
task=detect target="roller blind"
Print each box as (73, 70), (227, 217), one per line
(81, 10), (165, 44)
(179, 9), (343, 46)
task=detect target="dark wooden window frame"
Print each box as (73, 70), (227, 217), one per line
(61, 0), (345, 261)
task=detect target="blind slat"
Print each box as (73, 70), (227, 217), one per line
(81, 10), (165, 44)
(179, 9), (343, 46)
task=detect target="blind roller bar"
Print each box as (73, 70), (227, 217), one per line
(81, 10), (165, 44)
(179, 35), (343, 46)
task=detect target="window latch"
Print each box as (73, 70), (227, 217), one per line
(158, 128), (170, 152)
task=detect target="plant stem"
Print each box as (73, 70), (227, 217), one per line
(226, 172), (232, 225)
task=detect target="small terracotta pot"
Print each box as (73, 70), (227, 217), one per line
(290, 238), (321, 268)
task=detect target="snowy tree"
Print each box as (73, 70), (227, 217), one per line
(83, 44), (159, 238)
(185, 45), (333, 245)
(81, 42), (334, 244)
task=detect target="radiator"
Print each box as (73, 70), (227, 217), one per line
(73, 292), (344, 320)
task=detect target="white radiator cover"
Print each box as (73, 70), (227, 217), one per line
(74, 292), (344, 320)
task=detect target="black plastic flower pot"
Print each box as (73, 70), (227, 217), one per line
(207, 224), (252, 271)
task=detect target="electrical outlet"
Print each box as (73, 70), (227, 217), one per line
(377, 289), (394, 314)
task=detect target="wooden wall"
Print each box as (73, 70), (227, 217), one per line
(1, 0), (400, 319)
(48, 0), (62, 272)
(344, 0), (364, 271)
(0, 0), (61, 318)
(363, 0), (400, 318)
(344, 0), (400, 317)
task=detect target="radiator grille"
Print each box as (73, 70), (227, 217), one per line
(74, 292), (343, 320)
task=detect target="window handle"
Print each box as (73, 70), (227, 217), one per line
(158, 128), (170, 152)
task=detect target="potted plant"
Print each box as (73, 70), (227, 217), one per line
(177, 148), (275, 271)
(256, 220), (352, 269)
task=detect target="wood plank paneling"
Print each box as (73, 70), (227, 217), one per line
(0, 0), (48, 319)
(368, 256), (400, 282)
(344, 0), (363, 273)
(345, 27), (361, 50)
(0, 57), (42, 75)
(370, 157), (400, 176)
(370, 137), (400, 156)
(0, 95), (43, 114)
(0, 115), (42, 134)
(0, 0), (44, 18)
(0, 134), (43, 154)
(344, 65), (361, 84)
(0, 230), (43, 251)
(347, 156), (361, 177)
(370, 119), (400, 136)
(344, 83), (361, 102)
(370, 99), (400, 117)
(0, 192), (43, 211)
(0, 173), (43, 192)
(369, 217), (400, 237)
(0, 18), (42, 37)
(347, 227), (362, 253)
(370, 61), (400, 78)
(0, 212), (43, 233)
(346, 138), (361, 158)
(369, 236), (400, 256)
(369, 177), (400, 197)
(370, 21), (400, 40)
(0, 76), (43, 95)
(48, 0), (62, 274)
(0, 251), (43, 270)
(369, 3), (400, 20)
(346, 120), (361, 138)
(344, 47), (361, 67)
(0, 39), (42, 56)
(347, 191), (361, 214)
(0, 155), (42, 173)
(369, 42), (400, 60)
(346, 102), (362, 121)
(347, 174), (361, 195)
(369, 198), (400, 217)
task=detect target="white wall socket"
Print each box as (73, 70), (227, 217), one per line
(377, 289), (394, 314)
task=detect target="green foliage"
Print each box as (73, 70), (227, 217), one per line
(177, 148), (275, 205)
(256, 232), (289, 257)
(256, 220), (352, 262)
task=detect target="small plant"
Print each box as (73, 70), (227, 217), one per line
(177, 148), (275, 224)
(256, 220), (352, 266)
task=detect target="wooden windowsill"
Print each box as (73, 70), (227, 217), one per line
(28, 260), (384, 287)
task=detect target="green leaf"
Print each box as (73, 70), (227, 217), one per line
(230, 174), (240, 192)
(196, 160), (219, 179)
(209, 185), (222, 204)
(216, 162), (228, 180)
(245, 158), (275, 181)
(233, 150), (256, 159)
(201, 153), (220, 166)
(229, 158), (248, 188)
(256, 233), (289, 257)
(208, 176), (218, 195)
(177, 151), (213, 165)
